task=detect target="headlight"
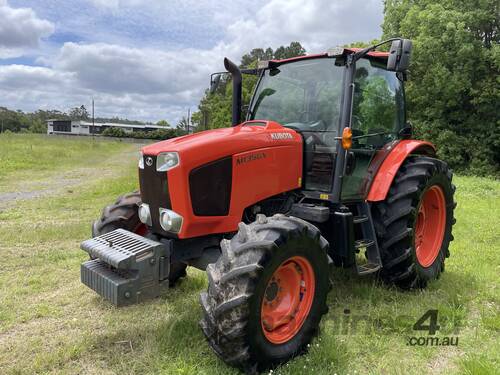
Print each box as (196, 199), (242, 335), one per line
(138, 203), (152, 226)
(159, 208), (183, 233)
(157, 152), (179, 172)
(138, 152), (144, 169)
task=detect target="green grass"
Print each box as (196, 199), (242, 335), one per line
(0, 133), (134, 182)
(0, 134), (498, 374)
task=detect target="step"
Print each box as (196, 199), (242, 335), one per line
(290, 203), (330, 223)
(356, 262), (382, 276)
(354, 239), (375, 249)
(353, 215), (368, 224)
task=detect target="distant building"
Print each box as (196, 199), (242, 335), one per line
(46, 120), (168, 136)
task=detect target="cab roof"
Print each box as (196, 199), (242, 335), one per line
(269, 48), (389, 65)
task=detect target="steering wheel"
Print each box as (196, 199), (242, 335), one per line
(284, 124), (302, 132)
(309, 119), (328, 132)
(285, 120), (328, 133)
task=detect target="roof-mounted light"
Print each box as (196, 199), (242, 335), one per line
(258, 60), (270, 69)
(327, 47), (345, 57)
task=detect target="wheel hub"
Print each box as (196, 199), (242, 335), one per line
(415, 185), (446, 268)
(261, 256), (315, 344)
(265, 280), (280, 302)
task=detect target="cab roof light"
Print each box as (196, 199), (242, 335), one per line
(327, 47), (345, 57)
(257, 60), (270, 69)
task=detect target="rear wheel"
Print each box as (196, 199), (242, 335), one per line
(199, 214), (331, 373)
(92, 191), (187, 286)
(372, 156), (456, 289)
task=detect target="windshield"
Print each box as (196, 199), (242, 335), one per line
(249, 58), (344, 134)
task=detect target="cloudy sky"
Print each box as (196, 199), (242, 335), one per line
(0, 0), (383, 124)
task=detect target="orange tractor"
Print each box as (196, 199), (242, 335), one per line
(80, 38), (456, 372)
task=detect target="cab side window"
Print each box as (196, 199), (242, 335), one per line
(352, 59), (405, 149)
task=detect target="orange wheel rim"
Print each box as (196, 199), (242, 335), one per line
(415, 185), (446, 267)
(260, 256), (315, 344)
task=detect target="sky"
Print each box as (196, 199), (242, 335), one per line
(0, 0), (384, 124)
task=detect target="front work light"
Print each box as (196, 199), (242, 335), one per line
(138, 152), (144, 169)
(138, 203), (152, 226)
(159, 208), (183, 233)
(157, 152), (179, 172)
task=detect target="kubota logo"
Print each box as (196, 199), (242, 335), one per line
(270, 132), (293, 140)
(236, 152), (266, 165)
(145, 157), (153, 167)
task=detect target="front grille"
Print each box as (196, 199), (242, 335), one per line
(189, 157), (232, 216)
(139, 154), (172, 235)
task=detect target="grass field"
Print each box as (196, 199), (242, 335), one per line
(0, 134), (498, 375)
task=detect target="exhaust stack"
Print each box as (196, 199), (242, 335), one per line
(224, 57), (242, 126)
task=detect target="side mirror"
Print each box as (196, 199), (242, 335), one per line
(398, 122), (413, 139)
(209, 73), (222, 94)
(387, 39), (412, 72)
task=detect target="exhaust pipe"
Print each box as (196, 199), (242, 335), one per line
(224, 58), (242, 126)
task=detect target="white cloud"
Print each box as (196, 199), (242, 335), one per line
(0, 64), (74, 90)
(54, 42), (216, 97)
(225, 0), (383, 53)
(87, 0), (120, 9)
(0, 0), (383, 123)
(0, 1), (54, 58)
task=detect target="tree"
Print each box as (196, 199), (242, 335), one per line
(284, 41), (306, 58)
(102, 127), (126, 137)
(69, 105), (89, 120)
(0, 105), (152, 135)
(156, 119), (171, 127)
(28, 118), (47, 133)
(358, 76), (396, 133)
(383, 0), (499, 176)
(0, 107), (27, 132)
(176, 116), (190, 135)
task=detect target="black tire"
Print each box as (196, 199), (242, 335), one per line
(372, 156), (456, 289)
(92, 191), (144, 236)
(92, 191), (187, 286)
(200, 214), (331, 373)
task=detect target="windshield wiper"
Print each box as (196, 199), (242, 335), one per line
(352, 131), (390, 139)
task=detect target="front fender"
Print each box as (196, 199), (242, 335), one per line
(366, 140), (436, 202)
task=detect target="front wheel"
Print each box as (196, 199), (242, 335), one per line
(372, 156), (456, 289)
(200, 214), (331, 372)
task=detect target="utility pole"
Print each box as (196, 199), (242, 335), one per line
(92, 98), (95, 138)
(1, 118), (3, 133)
(187, 108), (191, 134)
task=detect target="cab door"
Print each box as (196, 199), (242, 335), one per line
(341, 58), (406, 201)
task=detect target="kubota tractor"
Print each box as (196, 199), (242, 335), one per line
(80, 38), (456, 372)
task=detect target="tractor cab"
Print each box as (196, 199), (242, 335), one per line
(247, 49), (409, 207)
(247, 49), (407, 200)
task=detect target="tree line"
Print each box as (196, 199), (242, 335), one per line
(0, 105), (185, 139)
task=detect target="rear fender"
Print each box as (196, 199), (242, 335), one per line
(366, 140), (436, 202)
